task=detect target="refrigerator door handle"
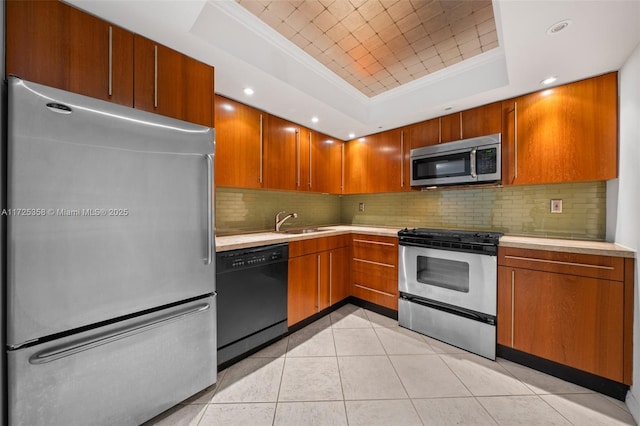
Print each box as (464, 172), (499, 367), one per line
(29, 302), (211, 365)
(205, 154), (213, 265)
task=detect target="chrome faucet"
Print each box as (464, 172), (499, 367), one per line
(275, 211), (298, 232)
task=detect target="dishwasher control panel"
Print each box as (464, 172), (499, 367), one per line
(216, 243), (288, 273)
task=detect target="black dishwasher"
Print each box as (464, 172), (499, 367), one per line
(216, 243), (288, 366)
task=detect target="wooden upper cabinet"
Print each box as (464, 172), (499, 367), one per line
(133, 35), (214, 127)
(214, 95), (263, 188)
(6, 0), (134, 106)
(407, 118), (439, 149)
(344, 129), (403, 194)
(504, 72), (618, 185)
(310, 131), (343, 194)
(461, 102), (502, 139)
(263, 115), (299, 191)
(440, 112), (462, 143)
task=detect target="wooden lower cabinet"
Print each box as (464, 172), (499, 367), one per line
(350, 234), (398, 310)
(288, 236), (350, 326)
(497, 247), (633, 384)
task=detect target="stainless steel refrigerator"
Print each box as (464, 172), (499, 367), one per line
(5, 77), (217, 425)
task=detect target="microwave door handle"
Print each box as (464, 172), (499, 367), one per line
(470, 148), (477, 178)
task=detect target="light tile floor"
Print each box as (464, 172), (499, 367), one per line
(146, 304), (636, 426)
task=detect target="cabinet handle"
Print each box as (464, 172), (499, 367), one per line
(438, 117), (442, 143)
(341, 143), (345, 192)
(153, 45), (158, 108)
(354, 258), (395, 269)
(459, 112), (463, 140)
(353, 238), (395, 247)
(513, 101), (518, 182)
(400, 130), (405, 188)
(296, 129), (301, 188)
(316, 254), (321, 310)
(259, 114), (263, 184)
(309, 132), (312, 189)
(108, 26), (113, 97)
(330, 252), (334, 305)
(354, 284), (395, 298)
(503, 255), (615, 270)
(511, 270), (515, 347)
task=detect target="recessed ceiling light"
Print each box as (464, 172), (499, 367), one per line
(541, 76), (557, 85)
(348, 133), (355, 139)
(547, 19), (572, 35)
(243, 87), (254, 96)
(311, 116), (319, 123)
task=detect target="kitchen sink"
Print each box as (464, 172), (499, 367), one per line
(279, 227), (333, 234)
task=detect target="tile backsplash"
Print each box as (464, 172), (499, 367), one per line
(215, 187), (342, 235)
(216, 182), (606, 240)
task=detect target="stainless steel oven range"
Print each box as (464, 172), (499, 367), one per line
(398, 228), (502, 359)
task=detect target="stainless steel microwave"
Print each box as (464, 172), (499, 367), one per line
(410, 133), (501, 187)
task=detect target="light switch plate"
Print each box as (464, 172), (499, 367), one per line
(358, 203), (365, 212)
(550, 199), (563, 213)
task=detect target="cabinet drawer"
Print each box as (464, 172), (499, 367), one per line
(498, 247), (624, 281)
(352, 259), (397, 281)
(352, 269), (397, 295)
(352, 234), (398, 265)
(289, 234), (349, 258)
(351, 284), (398, 310)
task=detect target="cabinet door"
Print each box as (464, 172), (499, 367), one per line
(329, 247), (350, 305)
(510, 73), (618, 185)
(344, 130), (403, 194)
(134, 35), (213, 127)
(214, 95), (263, 188)
(310, 131), (343, 194)
(263, 115), (299, 190)
(498, 266), (624, 382)
(440, 112), (462, 143)
(407, 118), (440, 149)
(343, 136), (371, 194)
(288, 254), (319, 326)
(6, 0), (134, 106)
(461, 102), (502, 139)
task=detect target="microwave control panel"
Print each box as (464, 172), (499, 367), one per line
(476, 148), (497, 174)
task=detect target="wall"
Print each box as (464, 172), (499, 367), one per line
(216, 182), (607, 240)
(613, 42), (640, 420)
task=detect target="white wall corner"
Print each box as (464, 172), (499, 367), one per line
(616, 40), (640, 421)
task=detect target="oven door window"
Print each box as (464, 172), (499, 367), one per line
(416, 256), (469, 293)
(413, 151), (470, 180)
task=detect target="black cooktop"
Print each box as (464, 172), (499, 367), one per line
(398, 228), (503, 255)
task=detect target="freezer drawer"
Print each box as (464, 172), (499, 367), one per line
(7, 297), (217, 426)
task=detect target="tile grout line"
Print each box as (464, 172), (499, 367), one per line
(330, 314), (351, 426)
(272, 341), (289, 426)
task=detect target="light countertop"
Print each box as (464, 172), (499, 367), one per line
(499, 235), (635, 258)
(215, 225), (401, 252)
(216, 226), (636, 258)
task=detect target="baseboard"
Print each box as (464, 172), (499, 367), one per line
(626, 388), (639, 424)
(347, 296), (398, 320)
(497, 345), (629, 401)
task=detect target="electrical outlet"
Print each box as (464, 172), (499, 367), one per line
(550, 199), (563, 213)
(358, 203), (365, 212)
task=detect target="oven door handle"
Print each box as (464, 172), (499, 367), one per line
(470, 148), (477, 178)
(400, 293), (496, 325)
